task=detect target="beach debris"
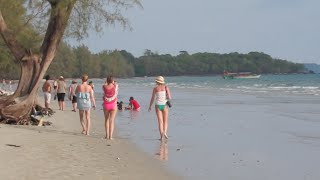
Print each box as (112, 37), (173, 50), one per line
(6, 144), (21, 148)
(176, 148), (181, 151)
(37, 117), (44, 126)
(116, 157), (120, 160)
(106, 144), (111, 146)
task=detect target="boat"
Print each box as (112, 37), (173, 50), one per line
(222, 71), (261, 79)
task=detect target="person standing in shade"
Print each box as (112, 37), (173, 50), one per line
(148, 76), (172, 140)
(102, 75), (118, 140)
(76, 74), (96, 135)
(42, 75), (52, 115)
(56, 76), (67, 111)
(68, 79), (78, 112)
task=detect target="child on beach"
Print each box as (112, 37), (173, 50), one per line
(117, 101), (123, 110)
(125, 97), (140, 111)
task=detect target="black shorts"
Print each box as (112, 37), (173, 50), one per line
(57, 93), (65, 101)
(71, 95), (77, 103)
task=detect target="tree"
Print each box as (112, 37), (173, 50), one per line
(0, 0), (141, 124)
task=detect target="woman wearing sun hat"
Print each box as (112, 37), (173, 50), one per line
(148, 76), (172, 140)
(56, 75), (67, 111)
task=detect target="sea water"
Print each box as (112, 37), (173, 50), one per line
(82, 74), (320, 180)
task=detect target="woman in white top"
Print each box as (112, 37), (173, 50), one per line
(148, 76), (172, 140)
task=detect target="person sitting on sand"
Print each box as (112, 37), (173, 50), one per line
(76, 74), (96, 135)
(125, 97), (140, 111)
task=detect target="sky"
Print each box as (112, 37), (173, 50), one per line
(71, 0), (320, 64)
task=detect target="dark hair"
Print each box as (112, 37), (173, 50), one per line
(45, 75), (50, 81)
(89, 81), (93, 84)
(129, 97), (134, 101)
(106, 75), (114, 84)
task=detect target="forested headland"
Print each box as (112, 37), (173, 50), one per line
(0, 1), (304, 80)
(1, 42), (305, 79)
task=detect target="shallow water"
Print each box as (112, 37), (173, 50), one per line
(71, 75), (320, 179)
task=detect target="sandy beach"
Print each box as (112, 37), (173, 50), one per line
(0, 98), (181, 180)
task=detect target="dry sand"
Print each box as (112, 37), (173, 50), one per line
(0, 100), (181, 180)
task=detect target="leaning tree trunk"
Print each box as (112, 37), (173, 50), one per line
(0, 1), (75, 124)
(0, 53), (41, 124)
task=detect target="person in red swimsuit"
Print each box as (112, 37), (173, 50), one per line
(125, 96), (140, 111)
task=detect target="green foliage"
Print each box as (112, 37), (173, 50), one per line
(0, 1), (305, 79)
(0, 0), (42, 79)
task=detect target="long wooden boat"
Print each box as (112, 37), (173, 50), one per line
(223, 71), (261, 79)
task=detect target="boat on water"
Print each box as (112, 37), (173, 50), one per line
(223, 71), (261, 79)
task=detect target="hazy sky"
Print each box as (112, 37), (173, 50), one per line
(73, 0), (320, 63)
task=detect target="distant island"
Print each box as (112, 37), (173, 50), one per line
(0, 42), (311, 79)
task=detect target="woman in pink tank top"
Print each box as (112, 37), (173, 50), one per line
(103, 75), (118, 140)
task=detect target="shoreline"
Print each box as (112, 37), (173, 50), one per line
(0, 98), (182, 180)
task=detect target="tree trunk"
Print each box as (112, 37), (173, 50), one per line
(0, 1), (75, 124)
(0, 53), (41, 124)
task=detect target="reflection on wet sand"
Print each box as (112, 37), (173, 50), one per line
(155, 141), (168, 161)
(129, 110), (140, 120)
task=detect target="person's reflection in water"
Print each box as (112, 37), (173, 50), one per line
(155, 141), (168, 161)
(129, 110), (140, 121)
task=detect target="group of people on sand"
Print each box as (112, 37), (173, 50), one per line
(42, 74), (172, 141)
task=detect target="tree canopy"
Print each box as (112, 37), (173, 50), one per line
(0, 0), (141, 123)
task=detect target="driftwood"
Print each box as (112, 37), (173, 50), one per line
(0, 104), (54, 126)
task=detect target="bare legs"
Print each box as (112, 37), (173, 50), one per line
(85, 110), (91, 135)
(44, 101), (49, 115)
(155, 106), (169, 140)
(104, 109), (117, 140)
(72, 102), (77, 112)
(79, 109), (91, 135)
(58, 100), (65, 111)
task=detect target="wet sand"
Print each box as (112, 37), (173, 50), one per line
(0, 99), (181, 180)
(114, 85), (320, 180)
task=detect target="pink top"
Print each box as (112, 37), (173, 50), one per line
(103, 85), (117, 104)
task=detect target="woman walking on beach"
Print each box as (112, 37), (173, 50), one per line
(102, 75), (118, 140)
(68, 79), (78, 112)
(148, 76), (172, 140)
(56, 76), (67, 111)
(76, 74), (96, 135)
